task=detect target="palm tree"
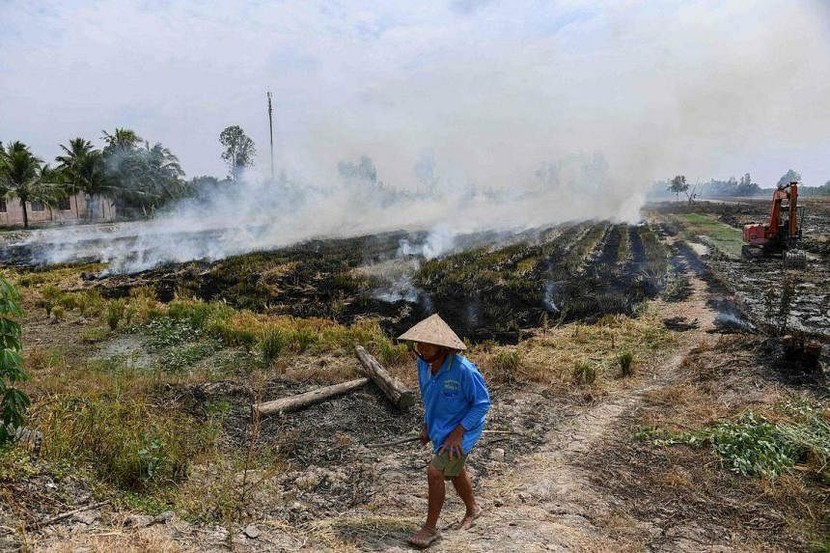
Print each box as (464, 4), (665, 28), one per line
(0, 142), (42, 228)
(57, 138), (94, 217)
(102, 128), (141, 158)
(57, 138), (110, 220)
(36, 163), (65, 222)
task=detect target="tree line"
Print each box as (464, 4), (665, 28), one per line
(0, 125), (256, 227)
(661, 169), (830, 201)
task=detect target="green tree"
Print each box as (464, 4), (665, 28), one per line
(108, 141), (187, 216)
(667, 175), (688, 201)
(57, 137), (107, 218)
(102, 128), (142, 158)
(0, 277), (29, 445)
(0, 141), (45, 228)
(219, 125), (256, 181)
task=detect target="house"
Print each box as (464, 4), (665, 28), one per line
(0, 192), (117, 227)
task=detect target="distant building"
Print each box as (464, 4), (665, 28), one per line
(0, 192), (116, 227)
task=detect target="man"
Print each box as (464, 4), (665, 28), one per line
(398, 314), (491, 548)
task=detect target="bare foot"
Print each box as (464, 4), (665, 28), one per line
(455, 504), (482, 530)
(407, 526), (442, 548)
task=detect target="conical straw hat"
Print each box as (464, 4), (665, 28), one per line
(398, 314), (467, 350)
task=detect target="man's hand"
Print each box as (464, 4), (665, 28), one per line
(439, 425), (465, 460)
(419, 425), (429, 446)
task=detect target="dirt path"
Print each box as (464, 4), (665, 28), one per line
(413, 273), (719, 552)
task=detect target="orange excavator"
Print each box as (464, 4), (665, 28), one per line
(742, 181), (806, 267)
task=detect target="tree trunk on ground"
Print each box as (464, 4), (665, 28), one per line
(355, 345), (416, 409)
(251, 377), (370, 418)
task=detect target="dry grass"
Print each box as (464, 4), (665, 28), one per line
(33, 527), (193, 553)
(474, 309), (674, 394)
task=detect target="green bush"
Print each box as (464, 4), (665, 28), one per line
(0, 277), (30, 445)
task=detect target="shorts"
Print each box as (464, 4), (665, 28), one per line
(431, 449), (468, 480)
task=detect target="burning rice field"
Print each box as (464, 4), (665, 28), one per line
(1, 208), (828, 552)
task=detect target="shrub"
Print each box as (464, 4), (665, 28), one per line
(0, 277), (30, 445)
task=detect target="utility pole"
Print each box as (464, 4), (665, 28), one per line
(267, 91), (275, 181)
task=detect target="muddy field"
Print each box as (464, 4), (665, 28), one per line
(652, 197), (830, 338)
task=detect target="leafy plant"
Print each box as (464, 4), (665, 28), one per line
(644, 405), (830, 479)
(0, 277), (30, 445)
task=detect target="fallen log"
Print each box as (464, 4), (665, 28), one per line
(32, 500), (111, 529)
(355, 345), (415, 410)
(252, 377), (370, 418)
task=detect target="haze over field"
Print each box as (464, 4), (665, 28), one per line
(2, 1), (830, 271)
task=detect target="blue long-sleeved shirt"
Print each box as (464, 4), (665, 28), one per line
(418, 353), (491, 454)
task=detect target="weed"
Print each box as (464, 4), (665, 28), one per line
(163, 340), (222, 372)
(644, 404), (830, 480)
(144, 317), (203, 349)
(494, 349), (521, 372)
(292, 326), (319, 352)
(106, 298), (127, 330)
(260, 328), (288, 365)
(661, 274), (692, 302)
(80, 326), (109, 344)
(39, 392), (220, 491)
(51, 305), (66, 321)
(375, 339), (408, 366)
(617, 351), (635, 377)
(571, 361), (597, 385)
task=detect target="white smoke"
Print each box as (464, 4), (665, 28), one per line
(3, 1), (829, 272)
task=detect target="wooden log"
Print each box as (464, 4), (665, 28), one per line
(355, 345), (416, 410)
(252, 377), (370, 418)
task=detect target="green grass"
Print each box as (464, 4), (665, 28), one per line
(677, 213), (744, 258)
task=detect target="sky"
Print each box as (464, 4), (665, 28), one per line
(2, 0), (830, 190)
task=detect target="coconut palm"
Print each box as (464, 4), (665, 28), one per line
(0, 141), (43, 228)
(102, 128), (141, 159)
(56, 137), (97, 217)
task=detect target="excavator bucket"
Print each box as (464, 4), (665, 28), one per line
(783, 249), (807, 269)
